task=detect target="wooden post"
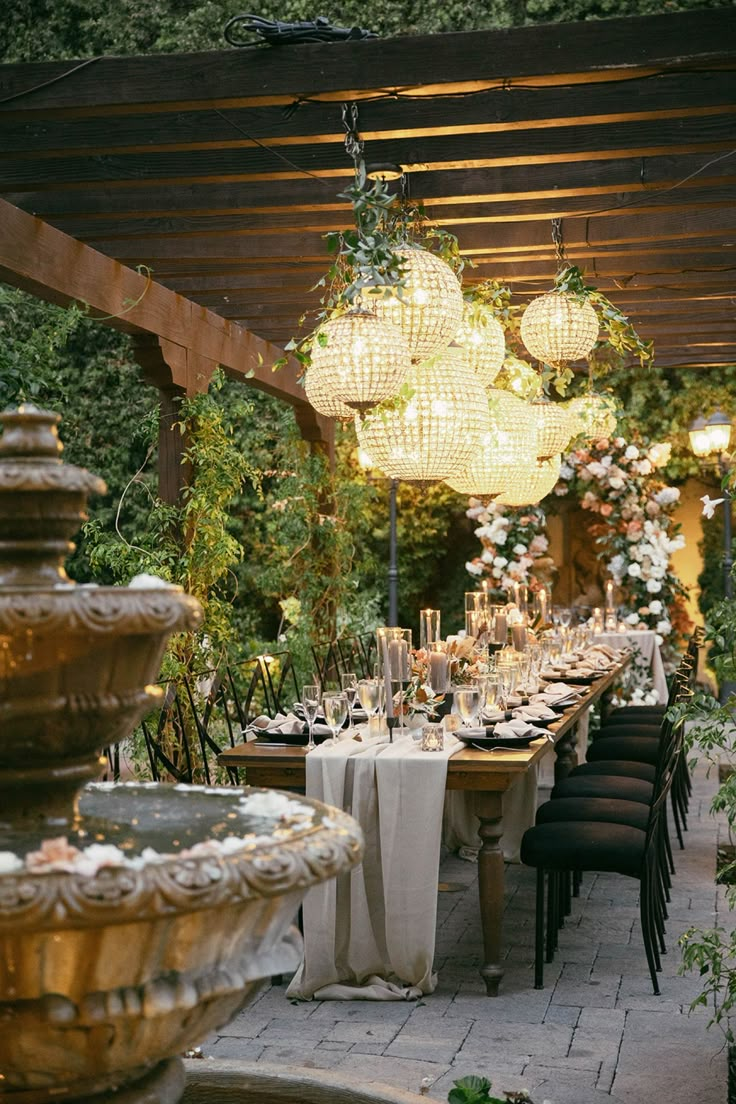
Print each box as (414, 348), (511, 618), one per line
(132, 334), (217, 505)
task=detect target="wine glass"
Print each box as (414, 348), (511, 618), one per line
(323, 691), (348, 743)
(301, 683), (321, 751)
(558, 607), (572, 629)
(455, 686), (480, 729)
(358, 677), (380, 732)
(340, 672), (358, 731)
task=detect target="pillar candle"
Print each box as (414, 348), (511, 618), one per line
(428, 650), (449, 693)
(512, 624), (527, 652)
(381, 636), (394, 718)
(538, 589), (548, 625)
(494, 613), (507, 644)
(605, 579), (615, 611)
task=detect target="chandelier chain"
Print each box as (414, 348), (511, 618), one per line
(341, 101), (364, 166)
(551, 217), (567, 271)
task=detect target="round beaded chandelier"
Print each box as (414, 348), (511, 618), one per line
(304, 365), (354, 421)
(496, 456), (561, 506)
(453, 302), (505, 387)
(370, 246), (464, 362)
(355, 346), (487, 484)
(307, 309), (411, 414)
(520, 292), (599, 368)
(531, 397), (574, 460)
(446, 393), (539, 500)
(567, 392), (618, 440)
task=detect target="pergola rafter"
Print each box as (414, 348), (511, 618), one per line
(0, 7), (734, 480)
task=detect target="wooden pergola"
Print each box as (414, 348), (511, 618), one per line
(1, 8), (735, 495)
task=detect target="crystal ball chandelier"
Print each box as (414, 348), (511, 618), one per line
(453, 302), (505, 387)
(531, 397), (574, 460)
(520, 292), (599, 367)
(370, 246), (464, 362)
(496, 456), (561, 506)
(355, 346), (487, 484)
(446, 392), (539, 500)
(306, 309), (411, 414)
(566, 392), (618, 440)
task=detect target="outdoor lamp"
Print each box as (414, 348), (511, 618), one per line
(705, 411), (732, 454)
(688, 415), (713, 458)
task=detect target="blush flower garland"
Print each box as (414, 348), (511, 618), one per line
(465, 500), (551, 599)
(553, 435), (690, 648)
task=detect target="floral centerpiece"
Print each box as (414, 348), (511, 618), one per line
(465, 501), (551, 599)
(554, 435), (690, 652)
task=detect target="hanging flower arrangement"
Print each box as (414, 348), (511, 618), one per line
(465, 501), (551, 600)
(553, 435), (690, 649)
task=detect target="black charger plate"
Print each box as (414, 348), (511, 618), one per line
(458, 731), (541, 750)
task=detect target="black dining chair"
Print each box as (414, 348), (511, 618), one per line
(521, 712), (682, 994)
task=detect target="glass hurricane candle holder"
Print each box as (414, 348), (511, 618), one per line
(428, 642), (449, 694)
(420, 608), (441, 651)
(421, 722), (445, 752)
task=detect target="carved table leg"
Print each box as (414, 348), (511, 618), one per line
(599, 685), (614, 726)
(473, 791), (505, 996)
(554, 722), (579, 785)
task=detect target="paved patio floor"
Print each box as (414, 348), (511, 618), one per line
(203, 759), (733, 1103)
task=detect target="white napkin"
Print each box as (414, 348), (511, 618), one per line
(514, 703), (557, 722)
(246, 712), (332, 739)
(494, 719), (535, 738)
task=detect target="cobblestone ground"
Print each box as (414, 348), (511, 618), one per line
(203, 761), (732, 1104)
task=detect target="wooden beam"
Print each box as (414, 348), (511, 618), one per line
(3, 71), (735, 158)
(0, 10), (733, 116)
(8, 152), (735, 222)
(0, 196), (331, 445)
(3, 114), (733, 193)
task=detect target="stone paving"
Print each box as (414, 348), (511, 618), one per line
(204, 760), (733, 1103)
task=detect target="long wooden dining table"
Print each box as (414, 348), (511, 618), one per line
(218, 660), (628, 996)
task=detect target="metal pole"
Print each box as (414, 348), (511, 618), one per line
(724, 485), (733, 601)
(388, 477), (399, 626)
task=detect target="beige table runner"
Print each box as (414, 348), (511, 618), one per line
(287, 730), (461, 1001)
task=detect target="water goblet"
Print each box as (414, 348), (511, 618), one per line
(302, 683), (321, 751)
(340, 671), (358, 730)
(455, 686), (480, 729)
(323, 690), (348, 743)
(558, 607), (572, 629)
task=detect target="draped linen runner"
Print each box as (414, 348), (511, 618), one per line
(287, 731), (462, 1001)
(598, 629), (668, 702)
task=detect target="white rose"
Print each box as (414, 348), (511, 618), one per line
(625, 445), (640, 460)
(465, 560), (484, 576)
(648, 599), (663, 614)
(0, 852), (23, 874)
(559, 463), (574, 479)
(513, 543), (528, 555)
(626, 612), (641, 625)
(608, 476), (625, 490)
(494, 556), (508, 568)
(646, 578), (662, 593)
(657, 619), (672, 635)
(492, 567), (503, 579)
(627, 563), (642, 578)
(481, 549), (494, 564)
(494, 530), (508, 545)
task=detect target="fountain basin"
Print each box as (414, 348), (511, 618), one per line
(0, 783), (363, 1099)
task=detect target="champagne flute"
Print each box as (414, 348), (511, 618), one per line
(340, 672), (358, 731)
(455, 687), (480, 729)
(482, 676), (500, 718)
(323, 691), (348, 743)
(302, 683), (321, 751)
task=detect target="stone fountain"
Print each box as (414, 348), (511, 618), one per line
(0, 405), (363, 1103)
